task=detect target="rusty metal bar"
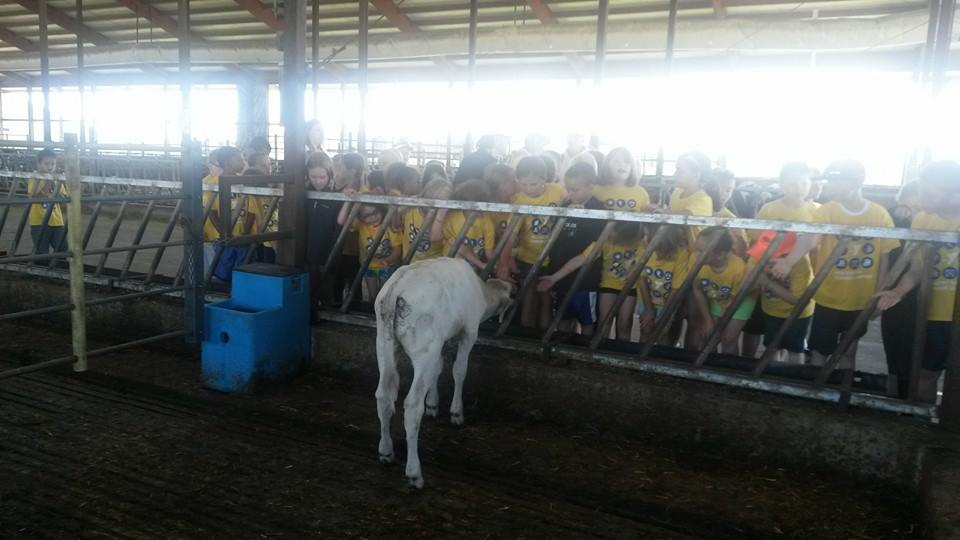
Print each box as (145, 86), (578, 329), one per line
(446, 211), (479, 258)
(587, 225), (668, 349)
(480, 213), (521, 279)
(495, 217), (569, 336)
(341, 205), (398, 312)
(144, 199), (182, 285)
(753, 237), (852, 377)
(639, 230), (725, 360)
(814, 241), (920, 387)
(542, 221), (617, 346)
(694, 231), (786, 367)
(93, 200), (127, 277)
(8, 180), (32, 254)
(0, 178), (19, 238)
(908, 245), (935, 401)
(400, 208), (437, 266)
(321, 202), (360, 275)
(119, 198), (157, 279)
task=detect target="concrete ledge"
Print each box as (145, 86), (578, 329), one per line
(923, 448), (960, 539)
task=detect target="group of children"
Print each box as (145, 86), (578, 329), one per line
(194, 139), (960, 403)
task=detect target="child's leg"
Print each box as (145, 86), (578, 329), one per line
(363, 275), (379, 303)
(615, 295), (637, 341)
(520, 285), (539, 328)
(538, 290), (553, 330)
(721, 318), (747, 355)
(598, 293), (617, 340)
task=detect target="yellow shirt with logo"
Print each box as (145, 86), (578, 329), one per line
(356, 220), (402, 270)
(512, 183), (566, 264)
(581, 239), (643, 291)
(201, 175), (247, 241)
(402, 209), (444, 263)
(490, 212), (513, 245)
(670, 188), (713, 247)
(27, 178), (66, 227)
(912, 211), (960, 322)
(247, 195), (278, 246)
(593, 185), (650, 213)
(753, 199), (815, 242)
(695, 254), (747, 310)
(762, 255), (814, 319)
(639, 248), (691, 309)
(812, 201), (898, 311)
(442, 211), (496, 263)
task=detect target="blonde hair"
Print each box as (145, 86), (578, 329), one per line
(599, 147), (638, 187)
(420, 177), (452, 200)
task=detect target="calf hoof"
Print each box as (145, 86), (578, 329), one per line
(450, 412), (464, 426)
(407, 475), (424, 489)
(378, 452), (394, 464)
(425, 404), (438, 417)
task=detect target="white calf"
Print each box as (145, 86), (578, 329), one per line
(374, 257), (512, 488)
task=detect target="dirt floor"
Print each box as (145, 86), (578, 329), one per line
(0, 320), (922, 539)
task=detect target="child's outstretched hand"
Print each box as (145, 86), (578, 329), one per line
(874, 289), (905, 311)
(342, 187), (358, 197)
(536, 275), (557, 292)
(769, 257), (793, 280)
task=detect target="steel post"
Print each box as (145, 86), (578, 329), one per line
(63, 134), (86, 371)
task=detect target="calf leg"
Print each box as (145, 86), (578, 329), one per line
(449, 331), (477, 426)
(404, 342), (442, 489)
(424, 376), (439, 418)
(375, 330), (399, 464)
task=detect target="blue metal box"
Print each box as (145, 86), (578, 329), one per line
(201, 263), (311, 392)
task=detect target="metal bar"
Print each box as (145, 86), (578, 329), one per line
(204, 194), (248, 285)
(468, 0), (478, 87)
(63, 133), (86, 372)
(76, 0), (85, 147)
(87, 330), (187, 358)
(400, 208), (437, 266)
(0, 178), (19, 240)
(594, 0), (609, 83)
(182, 139), (205, 344)
(496, 217), (568, 336)
(639, 230), (725, 360)
(81, 182), (108, 249)
(341, 205), (398, 312)
(242, 195), (280, 265)
(445, 211), (479, 258)
(753, 237), (853, 377)
(908, 245), (934, 401)
(0, 302), (74, 321)
(218, 179), (233, 240)
(279, 0), (306, 267)
(1, 240), (189, 265)
(93, 200), (127, 277)
(311, 0), (319, 119)
(656, 0), (678, 205)
(321, 202), (360, 275)
(0, 286), (187, 323)
(940, 264), (960, 431)
(0, 355), (75, 380)
(39, 0), (51, 142)
(0, 194), (185, 205)
(587, 224), (668, 349)
(814, 241), (920, 387)
(694, 231), (786, 367)
(8, 179), (32, 254)
(178, 0), (191, 142)
(357, 0), (368, 155)
(480, 213), (521, 279)
(221, 230), (291, 247)
(931, 0), (956, 92)
(119, 197), (157, 279)
(543, 220), (616, 346)
(144, 199), (182, 284)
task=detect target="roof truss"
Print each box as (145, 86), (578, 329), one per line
(11, 0), (113, 45)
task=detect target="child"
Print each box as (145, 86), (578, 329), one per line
(333, 152), (367, 192)
(539, 220), (644, 341)
(593, 147), (651, 213)
(752, 162), (816, 362)
(636, 224), (689, 343)
(497, 156), (566, 329)
(483, 164), (518, 244)
(876, 160), (960, 402)
(537, 162), (606, 335)
(305, 151), (340, 310)
(337, 199), (402, 302)
(332, 152), (367, 302)
(402, 177), (452, 264)
(27, 148), (66, 255)
(689, 226), (751, 354)
(244, 137), (273, 172)
(704, 168), (748, 255)
(669, 151), (714, 248)
(422, 161), (448, 185)
(241, 167), (275, 263)
(771, 160), (898, 369)
(384, 163), (421, 197)
(202, 146), (246, 275)
(434, 179), (497, 271)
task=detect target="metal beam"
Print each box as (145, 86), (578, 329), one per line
(39, 0), (51, 142)
(528, 0), (558, 24)
(234, 0), (283, 32)
(0, 25), (37, 52)
(370, 0), (418, 32)
(595, 0), (608, 82)
(12, 0), (113, 45)
(278, 0), (306, 267)
(358, 0), (368, 155)
(115, 0), (206, 42)
(712, 0), (727, 18)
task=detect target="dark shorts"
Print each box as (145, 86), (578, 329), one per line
(763, 315), (812, 354)
(923, 321), (951, 371)
(743, 302), (766, 334)
(598, 287), (637, 297)
(560, 291), (597, 325)
(809, 305), (869, 356)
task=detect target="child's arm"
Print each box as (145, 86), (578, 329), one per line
(536, 253), (588, 292)
(637, 277), (655, 329)
(457, 246), (485, 270)
(876, 253), (919, 310)
(336, 203), (352, 226)
(689, 288), (714, 338)
(769, 234), (818, 279)
(430, 209), (448, 242)
(495, 226), (520, 281)
(876, 252), (891, 295)
(760, 273), (801, 305)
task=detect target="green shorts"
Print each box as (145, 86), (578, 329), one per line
(709, 297), (756, 321)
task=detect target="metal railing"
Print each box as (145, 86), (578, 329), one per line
(0, 134), (204, 380)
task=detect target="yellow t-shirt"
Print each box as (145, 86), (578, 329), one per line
(581, 239), (643, 291)
(247, 195), (278, 246)
(512, 183), (566, 264)
(442, 211), (496, 262)
(640, 248), (691, 309)
(670, 188), (713, 247)
(695, 253), (747, 310)
(356, 221), (402, 270)
(812, 201), (898, 311)
(27, 178), (66, 227)
(201, 175), (247, 241)
(402, 209), (444, 263)
(912, 211), (960, 322)
(490, 212), (513, 244)
(753, 199), (815, 242)
(762, 256), (815, 319)
(593, 185), (651, 212)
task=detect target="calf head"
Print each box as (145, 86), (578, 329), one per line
(483, 278), (514, 321)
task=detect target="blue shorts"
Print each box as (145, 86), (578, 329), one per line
(364, 266), (395, 282)
(562, 291), (597, 325)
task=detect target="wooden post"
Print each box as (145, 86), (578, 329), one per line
(64, 133), (87, 371)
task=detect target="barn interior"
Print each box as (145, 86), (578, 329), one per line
(1, 0), (960, 538)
